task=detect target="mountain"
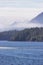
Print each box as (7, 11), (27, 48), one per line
(30, 12), (43, 24)
(0, 13), (43, 41)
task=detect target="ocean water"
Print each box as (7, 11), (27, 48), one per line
(0, 41), (43, 65)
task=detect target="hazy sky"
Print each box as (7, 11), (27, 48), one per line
(0, 0), (43, 31)
(0, 0), (43, 8)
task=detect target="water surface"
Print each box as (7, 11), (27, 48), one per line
(0, 41), (43, 65)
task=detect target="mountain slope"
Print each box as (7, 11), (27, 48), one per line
(30, 12), (43, 24)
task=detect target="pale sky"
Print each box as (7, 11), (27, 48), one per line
(0, 0), (43, 8)
(0, 0), (43, 31)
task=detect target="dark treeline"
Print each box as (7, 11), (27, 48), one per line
(0, 27), (43, 41)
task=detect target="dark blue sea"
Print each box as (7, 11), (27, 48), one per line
(0, 41), (43, 65)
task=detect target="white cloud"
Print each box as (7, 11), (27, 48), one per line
(0, 8), (43, 19)
(0, 8), (43, 31)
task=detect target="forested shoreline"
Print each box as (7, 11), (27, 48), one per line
(0, 27), (43, 41)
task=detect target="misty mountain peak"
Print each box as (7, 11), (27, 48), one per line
(30, 12), (43, 24)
